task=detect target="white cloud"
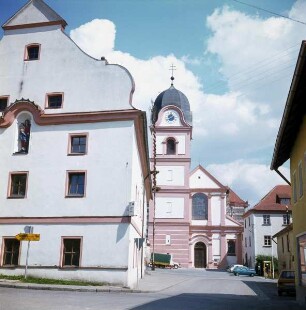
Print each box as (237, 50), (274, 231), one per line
(70, 19), (116, 58)
(207, 160), (290, 206)
(69, 1), (302, 203)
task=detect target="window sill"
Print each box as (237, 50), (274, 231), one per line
(13, 151), (28, 155)
(262, 224), (271, 226)
(263, 245), (272, 247)
(60, 266), (79, 269)
(7, 196), (26, 199)
(65, 195), (85, 198)
(67, 153), (86, 156)
(45, 106), (62, 109)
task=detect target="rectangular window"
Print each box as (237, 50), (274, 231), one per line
(25, 44), (40, 60)
(293, 171), (297, 203)
(165, 235), (171, 245)
(287, 235), (290, 252)
(283, 214), (290, 225)
(2, 239), (20, 266)
(227, 240), (236, 255)
(167, 170), (173, 181)
(279, 198), (290, 205)
(298, 162), (303, 198)
(67, 172), (86, 197)
(263, 215), (270, 225)
(264, 235), (271, 246)
(62, 238), (81, 267)
(0, 96), (8, 111)
(249, 236), (251, 247)
(297, 234), (306, 287)
(9, 172), (28, 198)
(166, 202), (172, 214)
(244, 219), (246, 228)
(248, 217), (250, 226)
(47, 93), (63, 109)
(245, 237), (247, 247)
(69, 134), (87, 155)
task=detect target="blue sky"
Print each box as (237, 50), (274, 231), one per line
(1, 0), (305, 205)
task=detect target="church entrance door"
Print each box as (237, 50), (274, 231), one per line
(194, 242), (207, 268)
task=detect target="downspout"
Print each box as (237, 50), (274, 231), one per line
(141, 172), (151, 278)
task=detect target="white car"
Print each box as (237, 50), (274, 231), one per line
(228, 264), (244, 273)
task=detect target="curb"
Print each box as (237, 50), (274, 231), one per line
(0, 281), (143, 293)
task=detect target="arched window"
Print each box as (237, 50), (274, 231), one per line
(192, 193), (208, 220)
(166, 138), (176, 155)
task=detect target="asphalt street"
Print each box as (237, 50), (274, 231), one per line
(0, 269), (303, 310)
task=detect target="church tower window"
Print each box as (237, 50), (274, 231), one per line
(166, 138), (176, 155)
(192, 193), (208, 220)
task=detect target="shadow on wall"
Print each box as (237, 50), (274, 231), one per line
(217, 255), (229, 270)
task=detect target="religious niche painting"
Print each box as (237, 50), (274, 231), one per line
(17, 119), (31, 153)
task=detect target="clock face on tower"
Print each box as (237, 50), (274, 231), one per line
(165, 110), (178, 124)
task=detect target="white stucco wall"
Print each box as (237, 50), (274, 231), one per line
(156, 165), (185, 186)
(211, 196), (221, 225)
(190, 169), (220, 189)
(212, 234), (220, 258)
(0, 119), (135, 217)
(155, 197), (184, 218)
(0, 223), (130, 285)
(0, 26), (133, 112)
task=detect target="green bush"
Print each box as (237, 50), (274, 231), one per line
(255, 255), (278, 277)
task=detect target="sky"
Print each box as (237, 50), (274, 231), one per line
(1, 0), (306, 205)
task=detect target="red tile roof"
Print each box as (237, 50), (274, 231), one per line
(244, 185), (291, 217)
(227, 188), (248, 207)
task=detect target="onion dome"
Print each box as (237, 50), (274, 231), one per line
(151, 80), (192, 125)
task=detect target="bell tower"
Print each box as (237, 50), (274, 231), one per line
(149, 76), (192, 267)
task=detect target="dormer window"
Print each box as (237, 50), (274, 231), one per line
(25, 44), (40, 61)
(46, 93), (63, 109)
(0, 96), (8, 111)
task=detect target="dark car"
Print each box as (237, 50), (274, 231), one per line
(277, 270), (295, 296)
(233, 266), (256, 277)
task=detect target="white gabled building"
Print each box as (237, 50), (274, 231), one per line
(0, 0), (151, 288)
(243, 185), (291, 269)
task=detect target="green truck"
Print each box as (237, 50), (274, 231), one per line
(150, 253), (180, 269)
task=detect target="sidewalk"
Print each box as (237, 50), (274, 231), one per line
(0, 278), (140, 293)
(0, 268), (188, 294)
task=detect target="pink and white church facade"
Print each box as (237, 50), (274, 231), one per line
(148, 82), (244, 269)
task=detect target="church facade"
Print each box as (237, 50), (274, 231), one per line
(0, 0), (151, 288)
(148, 82), (244, 268)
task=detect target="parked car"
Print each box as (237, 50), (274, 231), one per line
(277, 270), (295, 296)
(233, 266), (256, 277)
(227, 264), (244, 273)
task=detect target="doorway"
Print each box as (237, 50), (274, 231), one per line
(194, 242), (207, 268)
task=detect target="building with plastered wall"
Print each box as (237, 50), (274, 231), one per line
(148, 79), (244, 269)
(0, 0), (151, 288)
